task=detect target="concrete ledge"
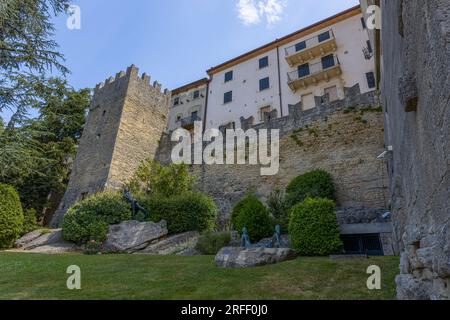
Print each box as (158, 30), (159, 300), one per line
(339, 222), (393, 235)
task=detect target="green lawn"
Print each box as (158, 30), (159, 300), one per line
(0, 252), (399, 300)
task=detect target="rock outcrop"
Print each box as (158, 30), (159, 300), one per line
(15, 229), (80, 253)
(139, 231), (199, 255)
(103, 220), (168, 253)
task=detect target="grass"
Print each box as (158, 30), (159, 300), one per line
(0, 253), (399, 300)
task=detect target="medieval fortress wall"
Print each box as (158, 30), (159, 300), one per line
(381, 0), (450, 299)
(157, 86), (388, 222)
(51, 66), (170, 226)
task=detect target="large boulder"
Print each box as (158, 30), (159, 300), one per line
(14, 229), (81, 253)
(103, 220), (168, 253)
(139, 231), (199, 255)
(215, 247), (297, 268)
(22, 229), (65, 250)
(15, 230), (45, 248)
(28, 242), (79, 254)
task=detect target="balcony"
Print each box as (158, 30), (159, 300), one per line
(285, 30), (337, 67)
(177, 115), (202, 130)
(287, 55), (342, 91)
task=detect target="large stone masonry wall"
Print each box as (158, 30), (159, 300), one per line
(157, 86), (390, 227)
(381, 0), (450, 299)
(51, 66), (170, 226)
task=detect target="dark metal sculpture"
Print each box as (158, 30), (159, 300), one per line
(270, 225), (286, 248)
(241, 225), (287, 249)
(123, 188), (150, 220)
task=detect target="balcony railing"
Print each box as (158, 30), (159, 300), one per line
(177, 115), (202, 129)
(284, 29), (337, 66)
(287, 55), (341, 91)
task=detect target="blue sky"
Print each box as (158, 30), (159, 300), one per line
(2, 0), (359, 121)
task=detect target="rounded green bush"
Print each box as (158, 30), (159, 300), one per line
(139, 192), (217, 234)
(231, 194), (273, 243)
(62, 192), (131, 244)
(285, 170), (336, 207)
(0, 183), (24, 248)
(288, 197), (342, 256)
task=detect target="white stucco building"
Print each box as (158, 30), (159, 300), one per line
(168, 78), (208, 131)
(169, 5), (376, 131)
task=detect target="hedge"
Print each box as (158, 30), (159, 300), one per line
(285, 169), (336, 207)
(231, 194), (273, 243)
(62, 192), (131, 244)
(289, 198), (342, 256)
(22, 208), (38, 235)
(0, 183), (24, 248)
(139, 192), (217, 234)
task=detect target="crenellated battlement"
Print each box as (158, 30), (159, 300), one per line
(93, 64), (171, 97)
(51, 64), (171, 227)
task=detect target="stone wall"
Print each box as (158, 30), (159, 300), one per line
(381, 0), (450, 299)
(50, 66), (170, 227)
(157, 86), (390, 227)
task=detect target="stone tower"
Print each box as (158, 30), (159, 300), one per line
(51, 65), (171, 227)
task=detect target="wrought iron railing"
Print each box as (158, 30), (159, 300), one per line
(285, 29), (335, 57)
(287, 55), (340, 83)
(177, 115), (202, 127)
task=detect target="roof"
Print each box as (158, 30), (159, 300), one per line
(206, 5), (361, 76)
(171, 78), (209, 95)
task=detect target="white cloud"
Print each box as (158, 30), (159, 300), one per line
(237, 0), (287, 26)
(237, 0), (261, 25)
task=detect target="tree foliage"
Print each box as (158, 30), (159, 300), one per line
(0, 79), (90, 220)
(0, 0), (70, 122)
(128, 160), (196, 198)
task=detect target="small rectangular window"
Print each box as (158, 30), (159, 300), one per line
(298, 63), (310, 78)
(295, 41), (306, 52)
(224, 91), (233, 104)
(366, 72), (376, 89)
(193, 90), (200, 99)
(260, 106), (271, 121)
(225, 71), (233, 82)
(324, 86), (338, 102)
(259, 77), (270, 91)
(174, 97), (180, 106)
(321, 54), (335, 69)
(259, 56), (269, 69)
(318, 31), (331, 43)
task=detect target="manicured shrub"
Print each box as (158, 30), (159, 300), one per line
(22, 208), (39, 235)
(62, 192), (131, 244)
(267, 189), (289, 233)
(285, 170), (336, 207)
(289, 198), (342, 256)
(231, 194), (273, 243)
(195, 231), (231, 255)
(139, 192), (217, 234)
(0, 183), (24, 248)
